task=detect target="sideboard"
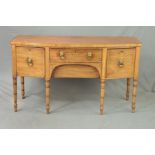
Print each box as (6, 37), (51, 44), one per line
(11, 36), (142, 114)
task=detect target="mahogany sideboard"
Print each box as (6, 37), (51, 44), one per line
(11, 36), (142, 114)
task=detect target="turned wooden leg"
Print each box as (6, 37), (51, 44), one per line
(126, 78), (130, 100)
(132, 79), (138, 113)
(21, 77), (25, 99)
(45, 79), (50, 114)
(100, 79), (105, 115)
(13, 77), (17, 112)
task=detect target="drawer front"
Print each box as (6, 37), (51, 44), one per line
(16, 47), (45, 77)
(50, 49), (102, 63)
(106, 48), (135, 79)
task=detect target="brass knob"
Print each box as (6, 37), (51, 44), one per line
(87, 52), (93, 59)
(59, 51), (65, 60)
(118, 60), (124, 68)
(26, 57), (33, 67)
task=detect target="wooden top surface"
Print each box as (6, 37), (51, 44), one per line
(11, 35), (142, 48)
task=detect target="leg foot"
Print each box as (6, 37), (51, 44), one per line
(14, 105), (17, 112)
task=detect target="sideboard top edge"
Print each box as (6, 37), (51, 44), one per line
(10, 35), (142, 47)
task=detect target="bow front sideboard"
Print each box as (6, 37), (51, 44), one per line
(11, 36), (142, 114)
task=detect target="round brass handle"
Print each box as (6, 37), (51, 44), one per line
(59, 51), (65, 60)
(118, 61), (124, 68)
(26, 57), (33, 67)
(87, 52), (93, 59)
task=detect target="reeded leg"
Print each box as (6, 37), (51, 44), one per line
(45, 79), (50, 114)
(132, 79), (138, 113)
(126, 78), (130, 100)
(13, 77), (17, 112)
(21, 77), (25, 99)
(100, 79), (105, 115)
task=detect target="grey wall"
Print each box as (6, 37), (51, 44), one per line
(0, 26), (155, 92)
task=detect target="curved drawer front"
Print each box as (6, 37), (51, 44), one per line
(106, 48), (135, 79)
(50, 49), (102, 63)
(16, 47), (45, 77)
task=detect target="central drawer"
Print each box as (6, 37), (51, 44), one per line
(50, 49), (102, 63)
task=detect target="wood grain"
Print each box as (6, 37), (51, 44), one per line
(100, 48), (107, 114)
(45, 80), (50, 114)
(50, 48), (102, 63)
(132, 47), (140, 112)
(16, 47), (45, 77)
(12, 45), (17, 77)
(12, 45), (17, 112)
(13, 77), (17, 112)
(11, 36), (142, 48)
(21, 77), (25, 99)
(126, 78), (131, 100)
(106, 48), (135, 79)
(50, 63), (101, 78)
(45, 47), (50, 80)
(53, 64), (100, 78)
